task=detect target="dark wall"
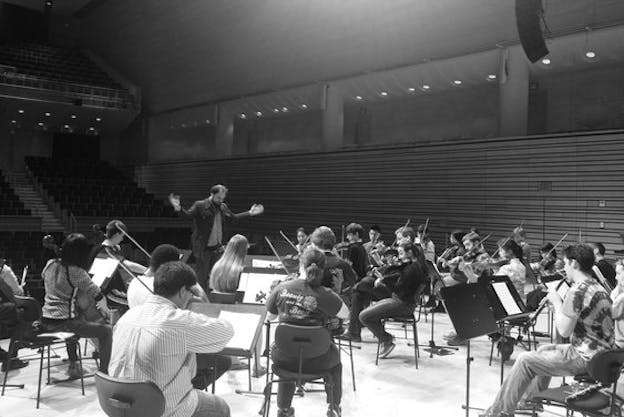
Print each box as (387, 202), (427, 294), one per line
(0, 3), (47, 43)
(52, 133), (100, 160)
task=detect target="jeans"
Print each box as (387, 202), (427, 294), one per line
(485, 343), (587, 415)
(41, 317), (112, 373)
(190, 390), (230, 417)
(348, 276), (391, 337)
(358, 295), (414, 343)
(272, 343), (342, 409)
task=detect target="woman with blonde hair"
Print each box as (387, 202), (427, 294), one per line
(209, 234), (248, 293)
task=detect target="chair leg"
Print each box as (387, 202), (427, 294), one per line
(76, 341), (85, 396)
(375, 339), (381, 366)
(46, 345), (50, 385)
(247, 357), (252, 391)
(412, 321), (418, 369)
(348, 340), (356, 391)
(2, 350), (10, 395)
(489, 340), (495, 366)
(37, 345), (45, 408)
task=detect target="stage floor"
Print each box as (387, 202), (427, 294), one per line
(0, 310), (614, 417)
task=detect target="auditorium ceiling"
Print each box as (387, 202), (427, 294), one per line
(33, 0), (624, 113)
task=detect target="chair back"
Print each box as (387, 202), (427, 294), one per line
(95, 371), (165, 417)
(207, 291), (237, 304)
(274, 324), (331, 360)
(586, 348), (624, 386)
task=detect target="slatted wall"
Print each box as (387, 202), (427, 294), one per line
(135, 130), (624, 258)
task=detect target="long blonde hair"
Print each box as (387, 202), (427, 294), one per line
(209, 234), (248, 292)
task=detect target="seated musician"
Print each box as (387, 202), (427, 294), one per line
(436, 230), (465, 272)
(530, 243), (558, 278)
(344, 223), (368, 281)
(266, 247), (349, 417)
(295, 227), (308, 254)
(310, 226), (357, 297)
(394, 226), (416, 245)
(590, 242), (616, 290)
(109, 261), (234, 417)
(363, 225), (384, 267)
(89, 220), (146, 312)
(416, 224), (435, 264)
(41, 233), (112, 378)
(611, 261), (624, 348)
(0, 275), (28, 371)
(209, 234), (248, 293)
(480, 244), (614, 417)
(0, 258), (24, 297)
(357, 242), (429, 359)
(513, 226), (536, 283)
(493, 240), (527, 302)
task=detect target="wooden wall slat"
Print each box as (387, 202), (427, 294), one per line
(135, 131), (624, 257)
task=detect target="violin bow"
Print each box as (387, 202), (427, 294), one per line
(264, 236), (291, 275)
(391, 218), (411, 247)
(279, 230), (299, 252)
(491, 221), (526, 259)
(544, 233), (569, 259)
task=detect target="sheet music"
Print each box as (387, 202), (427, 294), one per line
(218, 311), (262, 351)
(492, 282), (522, 316)
(545, 279), (570, 299)
(89, 257), (120, 287)
(251, 259), (282, 269)
(240, 273), (287, 304)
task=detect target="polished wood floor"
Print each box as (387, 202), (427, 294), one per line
(0, 311), (601, 417)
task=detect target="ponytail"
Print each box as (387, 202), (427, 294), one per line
(305, 262), (323, 288)
(300, 247), (327, 288)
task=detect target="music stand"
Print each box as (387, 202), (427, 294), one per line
(441, 283), (498, 417)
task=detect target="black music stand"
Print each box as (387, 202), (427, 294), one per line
(441, 283), (498, 417)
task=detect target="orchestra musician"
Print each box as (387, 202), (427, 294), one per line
(611, 261), (624, 348)
(480, 244), (614, 417)
(493, 240), (527, 302)
(530, 243), (558, 279)
(416, 223), (435, 264)
(0, 260), (28, 371)
(344, 223), (368, 280)
(41, 233), (112, 378)
(209, 234), (248, 293)
(363, 225), (384, 267)
(168, 184), (264, 290)
(590, 242), (617, 290)
(266, 247), (348, 417)
(358, 241), (429, 359)
(309, 226), (357, 298)
(295, 227), (308, 254)
(89, 220), (147, 313)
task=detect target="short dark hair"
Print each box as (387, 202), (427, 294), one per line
(210, 184), (228, 195)
(502, 240), (523, 259)
(150, 244), (181, 271)
(105, 220), (127, 239)
(153, 261), (197, 297)
(369, 225), (381, 233)
(311, 226), (336, 250)
(296, 227), (306, 235)
(591, 242), (606, 256)
(450, 230), (465, 243)
(463, 232), (480, 243)
(395, 226), (415, 242)
(346, 223), (364, 238)
(61, 233), (92, 270)
(541, 243), (555, 257)
(563, 244), (595, 274)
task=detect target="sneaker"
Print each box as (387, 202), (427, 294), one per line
(515, 401), (544, 414)
(446, 335), (467, 346)
(379, 341), (396, 359)
(277, 407), (294, 417)
(327, 404), (341, 417)
(442, 331), (457, 340)
(67, 363), (85, 380)
(497, 338), (515, 362)
(1, 358), (29, 372)
(336, 332), (361, 343)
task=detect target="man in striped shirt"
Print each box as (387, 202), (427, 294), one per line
(109, 261), (234, 417)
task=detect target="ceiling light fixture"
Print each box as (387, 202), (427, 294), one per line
(422, 84), (430, 90)
(240, 113), (247, 119)
(45, 112), (51, 117)
(408, 87), (416, 92)
(256, 111), (262, 117)
(71, 114), (77, 119)
(18, 109), (24, 114)
(281, 107), (288, 112)
(585, 51), (596, 59)
(380, 91), (388, 97)
(355, 95), (363, 100)
(273, 108), (280, 113)
(95, 117), (102, 122)
(541, 58), (551, 65)
(453, 80), (462, 86)
(487, 74), (497, 80)
(301, 104), (308, 109)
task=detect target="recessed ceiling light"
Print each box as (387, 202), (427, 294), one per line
(18, 109), (24, 114)
(281, 107), (288, 112)
(487, 74), (497, 80)
(181, 123), (187, 128)
(64, 124), (69, 129)
(38, 122), (44, 126)
(301, 104), (308, 109)
(205, 119), (210, 124)
(273, 108), (280, 113)
(422, 84), (430, 90)
(408, 87), (416, 92)
(541, 58), (551, 65)
(45, 112), (51, 117)
(240, 113), (247, 119)
(255, 111), (262, 117)
(380, 91), (388, 97)
(355, 95), (363, 100)
(89, 127), (95, 130)
(585, 51), (596, 59)
(95, 117), (102, 122)
(11, 120), (16, 123)
(453, 80), (462, 86)
(71, 114), (77, 119)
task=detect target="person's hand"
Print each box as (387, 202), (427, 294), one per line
(96, 297), (110, 317)
(168, 193), (181, 211)
(545, 288), (563, 306)
(249, 203), (264, 216)
(374, 278), (383, 287)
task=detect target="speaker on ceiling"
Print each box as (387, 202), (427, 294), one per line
(515, 0), (549, 63)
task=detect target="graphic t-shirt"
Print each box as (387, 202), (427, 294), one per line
(562, 279), (614, 361)
(266, 279), (343, 327)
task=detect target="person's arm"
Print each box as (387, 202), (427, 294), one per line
(68, 266), (103, 300)
(552, 285), (581, 338)
(189, 283), (209, 304)
(168, 194), (198, 219)
(0, 265), (23, 296)
(223, 202), (264, 220)
(184, 311), (235, 353)
(265, 283), (281, 321)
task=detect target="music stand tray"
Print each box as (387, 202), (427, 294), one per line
(441, 283), (498, 417)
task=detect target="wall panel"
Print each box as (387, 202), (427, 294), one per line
(136, 130), (624, 257)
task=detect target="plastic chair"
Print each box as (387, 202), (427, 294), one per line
(95, 371), (165, 417)
(260, 324), (336, 417)
(529, 348), (624, 417)
(1, 296), (85, 408)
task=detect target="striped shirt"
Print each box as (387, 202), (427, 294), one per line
(108, 295), (234, 417)
(41, 259), (101, 320)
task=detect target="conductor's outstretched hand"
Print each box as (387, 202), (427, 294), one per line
(249, 204), (264, 216)
(168, 193), (181, 211)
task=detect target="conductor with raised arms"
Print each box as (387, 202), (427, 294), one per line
(169, 184), (264, 290)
